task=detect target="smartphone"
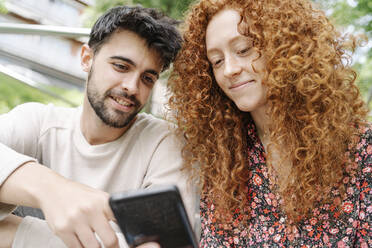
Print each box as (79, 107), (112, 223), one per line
(109, 185), (198, 248)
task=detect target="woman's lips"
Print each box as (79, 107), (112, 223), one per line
(229, 80), (255, 89)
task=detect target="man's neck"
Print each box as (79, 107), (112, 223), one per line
(80, 98), (134, 145)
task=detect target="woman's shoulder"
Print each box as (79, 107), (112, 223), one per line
(348, 124), (371, 193)
(357, 124), (371, 144)
(352, 124), (371, 167)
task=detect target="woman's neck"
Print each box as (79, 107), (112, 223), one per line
(250, 105), (270, 144)
(251, 105), (292, 182)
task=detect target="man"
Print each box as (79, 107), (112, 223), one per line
(0, 6), (195, 248)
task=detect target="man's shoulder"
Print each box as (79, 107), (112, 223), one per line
(10, 102), (47, 113)
(135, 113), (174, 133)
(129, 113), (178, 142)
(11, 102), (75, 115)
(13, 102), (78, 129)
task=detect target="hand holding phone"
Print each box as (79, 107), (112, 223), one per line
(109, 185), (198, 248)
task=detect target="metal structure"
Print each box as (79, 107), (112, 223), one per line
(0, 23), (90, 106)
(0, 23), (90, 38)
(0, 64), (79, 106)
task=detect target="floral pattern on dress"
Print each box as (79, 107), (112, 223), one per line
(200, 122), (371, 248)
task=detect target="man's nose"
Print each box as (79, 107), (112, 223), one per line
(120, 75), (140, 95)
(223, 56), (242, 78)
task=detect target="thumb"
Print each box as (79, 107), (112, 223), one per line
(137, 242), (161, 248)
(104, 200), (116, 222)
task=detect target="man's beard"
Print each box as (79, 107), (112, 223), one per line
(86, 68), (143, 128)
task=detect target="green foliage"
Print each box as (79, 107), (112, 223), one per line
(82, 0), (195, 27)
(330, 0), (372, 35)
(82, 0), (128, 27)
(354, 60), (372, 96)
(132, 0), (195, 20)
(0, 0), (8, 14)
(0, 73), (83, 114)
(314, 0), (372, 110)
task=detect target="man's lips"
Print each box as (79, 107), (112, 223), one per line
(229, 80), (255, 89)
(110, 96), (135, 107)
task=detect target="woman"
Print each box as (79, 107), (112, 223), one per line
(168, 0), (371, 247)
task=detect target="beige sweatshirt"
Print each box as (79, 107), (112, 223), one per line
(0, 103), (197, 248)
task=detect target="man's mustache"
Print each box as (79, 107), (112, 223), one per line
(107, 90), (141, 108)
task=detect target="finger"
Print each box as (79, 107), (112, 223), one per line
(92, 216), (118, 248)
(75, 225), (101, 248)
(58, 233), (84, 248)
(136, 242), (161, 248)
(104, 201), (116, 221)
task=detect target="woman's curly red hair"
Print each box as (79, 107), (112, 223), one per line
(168, 0), (368, 223)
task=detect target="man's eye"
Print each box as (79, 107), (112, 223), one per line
(113, 63), (128, 71)
(142, 75), (155, 85)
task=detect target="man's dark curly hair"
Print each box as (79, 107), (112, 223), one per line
(88, 5), (182, 71)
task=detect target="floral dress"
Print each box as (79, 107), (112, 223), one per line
(200, 123), (371, 248)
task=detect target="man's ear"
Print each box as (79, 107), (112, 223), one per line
(81, 44), (93, 72)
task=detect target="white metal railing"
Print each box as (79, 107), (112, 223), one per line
(0, 23), (89, 106)
(0, 64), (79, 106)
(0, 23), (89, 38)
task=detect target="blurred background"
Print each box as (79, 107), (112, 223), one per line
(0, 0), (371, 119)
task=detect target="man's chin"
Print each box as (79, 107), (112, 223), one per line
(102, 111), (138, 129)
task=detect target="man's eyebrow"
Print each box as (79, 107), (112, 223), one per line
(110, 56), (135, 66)
(146, 70), (159, 78)
(110, 56), (159, 77)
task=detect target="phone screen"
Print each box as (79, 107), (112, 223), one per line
(109, 185), (197, 248)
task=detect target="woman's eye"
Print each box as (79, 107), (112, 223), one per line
(238, 48), (250, 55)
(213, 59), (223, 67)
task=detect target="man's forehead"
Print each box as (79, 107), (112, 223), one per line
(98, 30), (163, 72)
